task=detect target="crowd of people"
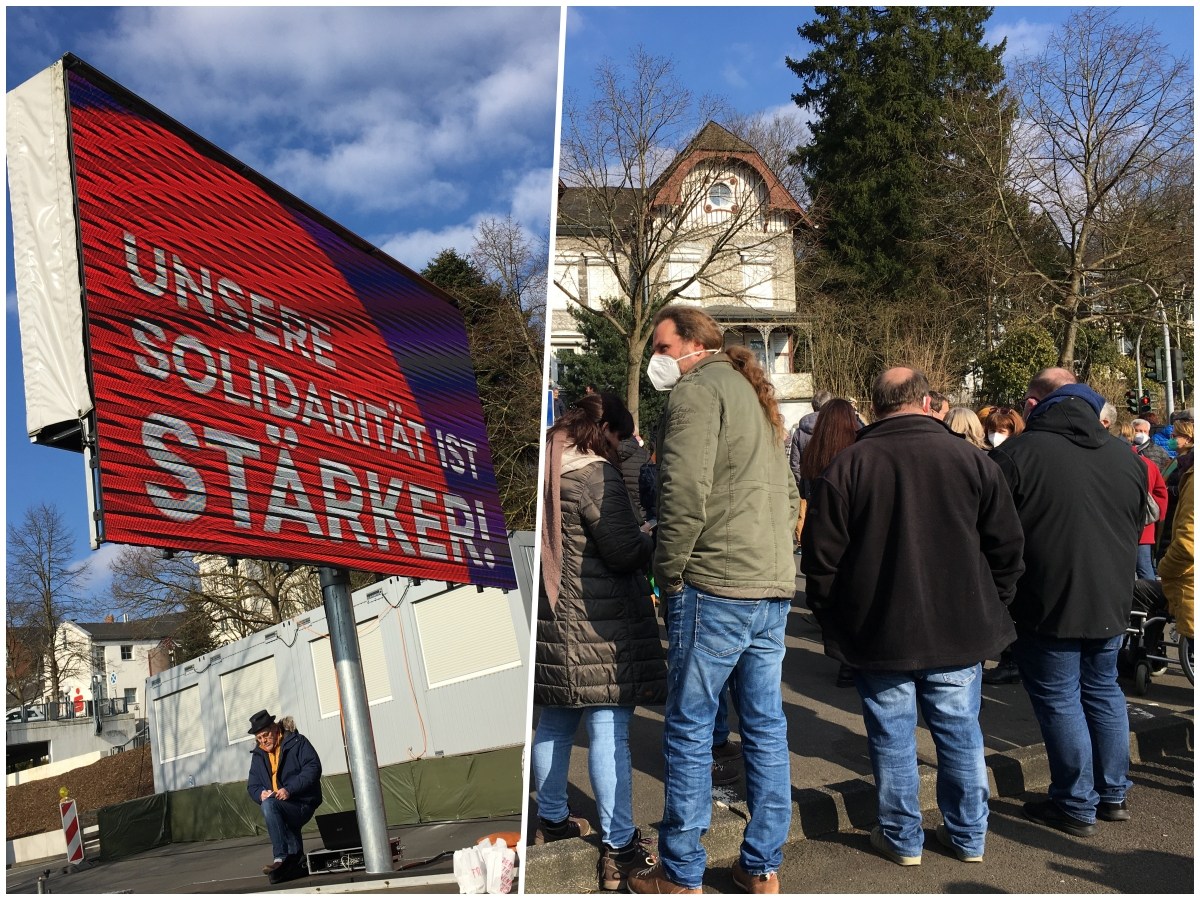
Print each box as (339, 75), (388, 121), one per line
(532, 306), (1193, 893)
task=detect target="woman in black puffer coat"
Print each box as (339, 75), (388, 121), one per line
(532, 392), (666, 889)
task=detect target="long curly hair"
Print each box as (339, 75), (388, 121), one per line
(654, 306), (786, 444)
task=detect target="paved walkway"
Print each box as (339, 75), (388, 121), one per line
(6, 815), (521, 894)
(523, 568), (1195, 893)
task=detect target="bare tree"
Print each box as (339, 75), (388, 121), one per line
(109, 548), (325, 645)
(961, 8), (1193, 368)
(556, 48), (808, 426)
(722, 108), (810, 204)
(6, 504), (95, 700)
(471, 215), (548, 327)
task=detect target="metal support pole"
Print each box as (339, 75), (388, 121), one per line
(319, 567), (393, 874)
(1158, 298), (1175, 417)
(1134, 326), (1145, 400)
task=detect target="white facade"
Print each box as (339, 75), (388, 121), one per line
(55, 621), (168, 713)
(146, 532), (535, 792)
(552, 122), (812, 410)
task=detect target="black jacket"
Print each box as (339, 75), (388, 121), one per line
(801, 414), (1024, 670)
(991, 397), (1144, 638)
(535, 450), (666, 707)
(618, 437), (650, 523)
(247, 730), (323, 808)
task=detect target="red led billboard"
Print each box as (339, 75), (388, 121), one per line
(10, 57), (515, 589)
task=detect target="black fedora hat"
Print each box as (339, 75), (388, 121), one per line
(247, 709), (277, 735)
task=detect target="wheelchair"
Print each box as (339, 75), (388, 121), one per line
(1122, 579), (1194, 696)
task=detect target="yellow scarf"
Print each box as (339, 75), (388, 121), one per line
(268, 745), (281, 791)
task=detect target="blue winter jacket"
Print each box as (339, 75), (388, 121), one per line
(247, 731), (323, 807)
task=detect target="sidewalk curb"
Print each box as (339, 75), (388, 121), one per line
(522, 712), (1192, 894)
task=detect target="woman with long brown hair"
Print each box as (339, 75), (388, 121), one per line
(532, 392), (665, 890)
(799, 398), (862, 500)
(799, 397), (861, 686)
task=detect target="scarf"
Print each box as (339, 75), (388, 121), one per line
(540, 432), (607, 610)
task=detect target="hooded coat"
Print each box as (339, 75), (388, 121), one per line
(535, 446), (666, 708)
(991, 396), (1145, 639)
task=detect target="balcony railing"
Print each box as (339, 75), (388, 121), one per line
(7, 697), (132, 724)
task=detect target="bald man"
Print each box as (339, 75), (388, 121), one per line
(992, 367), (1145, 837)
(802, 367), (1024, 866)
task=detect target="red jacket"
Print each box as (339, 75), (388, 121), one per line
(1136, 451), (1168, 545)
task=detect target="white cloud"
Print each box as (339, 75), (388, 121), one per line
(723, 64), (749, 90)
(80, 7), (559, 215)
(988, 19), (1055, 63)
(71, 541), (125, 595)
(380, 222), (481, 272)
(508, 168), (555, 233)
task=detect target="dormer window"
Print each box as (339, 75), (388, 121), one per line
(707, 181), (734, 211)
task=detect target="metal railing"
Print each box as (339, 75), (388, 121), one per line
(7, 697), (132, 724)
(110, 721), (150, 755)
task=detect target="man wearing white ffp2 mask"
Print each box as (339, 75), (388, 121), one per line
(646, 347), (717, 392)
(627, 307), (799, 895)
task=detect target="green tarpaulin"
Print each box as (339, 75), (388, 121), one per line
(96, 746), (522, 860)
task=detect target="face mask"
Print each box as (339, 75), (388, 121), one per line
(646, 349), (715, 392)
(1167, 438), (1180, 452)
(1132, 432), (1150, 445)
(988, 432), (1007, 447)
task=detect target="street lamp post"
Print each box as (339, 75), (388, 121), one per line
(1143, 285), (1176, 418)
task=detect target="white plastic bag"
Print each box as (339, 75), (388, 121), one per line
(453, 845), (486, 894)
(480, 838), (516, 894)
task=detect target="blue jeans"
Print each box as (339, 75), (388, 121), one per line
(260, 797), (316, 859)
(1012, 633), (1130, 822)
(855, 665), (988, 858)
(531, 705), (634, 849)
(660, 587), (791, 887)
(713, 675), (739, 747)
(1136, 544), (1156, 580)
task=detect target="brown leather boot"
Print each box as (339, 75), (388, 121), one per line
(625, 860), (702, 894)
(731, 859), (780, 894)
(597, 828), (655, 891)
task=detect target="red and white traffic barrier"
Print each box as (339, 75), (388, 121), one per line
(59, 798), (84, 864)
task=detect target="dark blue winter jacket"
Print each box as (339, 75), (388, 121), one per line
(247, 731), (323, 807)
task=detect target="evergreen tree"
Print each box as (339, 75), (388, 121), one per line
(788, 6), (1006, 293)
(423, 246), (542, 531)
(556, 306), (668, 441)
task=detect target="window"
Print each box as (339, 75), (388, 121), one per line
(413, 587), (522, 688)
(708, 181), (734, 210)
(124, 687), (137, 707)
(120, 645), (133, 661)
(220, 658), (279, 744)
(667, 250), (701, 303)
(156, 686), (204, 761)
(742, 259), (774, 308)
(310, 618), (392, 718)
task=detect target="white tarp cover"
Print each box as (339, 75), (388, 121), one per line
(6, 59), (93, 441)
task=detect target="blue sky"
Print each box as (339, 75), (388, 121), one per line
(4, 6), (561, 609)
(564, 5), (1194, 137)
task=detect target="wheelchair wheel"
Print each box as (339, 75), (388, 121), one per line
(1179, 634), (1193, 685)
(1133, 660), (1151, 696)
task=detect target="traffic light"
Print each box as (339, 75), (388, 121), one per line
(1138, 395), (1152, 417)
(1126, 390), (1139, 414)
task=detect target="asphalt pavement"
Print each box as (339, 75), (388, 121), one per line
(523, 564), (1195, 893)
(732, 753), (1194, 894)
(5, 815), (521, 894)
